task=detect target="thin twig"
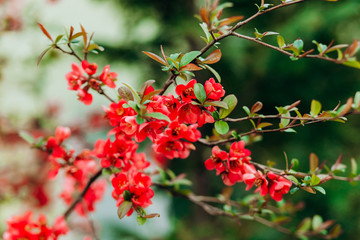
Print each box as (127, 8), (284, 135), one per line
(63, 168), (103, 218)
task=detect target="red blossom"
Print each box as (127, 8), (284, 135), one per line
(3, 211), (68, 240)
(175, 79), (197, 102)
(65, 63), (85, 90)
(77, 88), (93, 105)
(99, 65), (117, 88)
(81, 60), (98, 75)
(267, 172), (292, 201)
(243, 170), (268, 196)
(204, 78), (225, 101)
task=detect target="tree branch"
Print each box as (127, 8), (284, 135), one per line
(63, 168), (104, 219)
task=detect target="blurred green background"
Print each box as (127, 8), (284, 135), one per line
(1, 0), (360, 239)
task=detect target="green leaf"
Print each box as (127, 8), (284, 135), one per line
(243, 106), (251, 115)
(199, 22), (211, 43)
(257, 122), (272, 129)
(351, 158), (357, 177)
(117, 201), (133, 219)
(277, 35), (286, 48)
(37, 46), (53, 66)
(193, 83), (207, 104)
(310, 174), (321, 186)
(118, 86), (134, 102)
(354, 91), (360, 109)
(286, 175), (299, 185)
(202, 64), (221, 82)
(212, 111), (220, 121)
(219, 95), (238, 119)
(312, 215), (323, 230)
(290, 187), (299, 194)
(180, 51), (201, 67)
(205, 101), (228, 109)
(297, 217), (312, 234)
(309, 153), (319, 173)
(313, 186), (326, 195)
(310, 100), (321, 116)
(122, 83), (141, 103)
(329, 224), (342, 238)
(137, 216), (147, 225)
(215, 120), (229, 135)
(342, 59), (360, 69)
(145, 112), (170, 122)
(293, 39), (304, 52)
(19, 131), (35, 144)
(142, 51), (167, 65)
(291, 158), (300, 171)
(55, 34), (64, 44)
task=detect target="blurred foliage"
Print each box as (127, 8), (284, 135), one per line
(88, 0), (360, 239)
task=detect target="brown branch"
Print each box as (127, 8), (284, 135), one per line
(197, 0), (306, 58)
(63, 168), (104, 219)
(98, 86), (116, 103)
(231, 32), (340, 64)
(159, 73), (177, 96)
(55, 45), (82, 62)
(153, 182), (296, 236)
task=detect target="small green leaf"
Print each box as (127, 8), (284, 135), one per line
(297, 217), (312, 233)
(117, 201), (133, 219)
(342, 60), (360, 69)
(19, 131), (35, 144)
(293, 39), (304, 52)
(180, 51), (201, 67)
(286, 175), (299, 185)
(312, 215), (323, 230)
(354, 91), (360, 109)
(243, 106), (251, 115)
(193, 83), (207, 104)
(313, 186), (326, 195)
(351, 158), (357, 177)
(205, 101), (228, 109)
(122, 83), (141, 103)
(291, 158), (300, 171)
(257, 122), (272, 129)
(212, 111), (220, 121)
(37, 47), (53, 66)
(277, 35), (286, 48)
(118, 86), (134, 102)
(219, 95), (238, 119)
(309, 153), (319, 173)
(310, 100), (321, 116)
(55, 34), (64, 44)
(202, 64), (221, 82)
(145, 112), (170, 122)
(310, 174), (321, 186)
(290, 187), (299, 194)
(215, 120), (229, 135)
(137, 216), (147, 225)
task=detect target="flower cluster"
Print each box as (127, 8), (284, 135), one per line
(65, 60), (117, 105)
(205, 141), (292, 201)
(103, 78), (224, 160)
(45, 126), (107, 216)
(3, 211), (68, 240)
(111, 170), (154, 217)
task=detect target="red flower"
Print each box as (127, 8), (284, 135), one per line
(204, 146), (228, 171)
(81, 60), (98, 75)
(3, 211), (68, 240)
(55, 126), (71, 142)
(177, 102), (201, 124)
(175, 79), (197, 102)
(100, 65), (117, 88)
(243, 170), (268, 196)
(267, 172), (292, 201)
(229, 141), (251, 159)
(204, 78), (225, 101)
(65, 63), (85, 90)
(77, 88), (93, 105)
